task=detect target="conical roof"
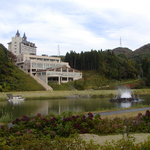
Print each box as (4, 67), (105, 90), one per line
(16, 30), (20, 37)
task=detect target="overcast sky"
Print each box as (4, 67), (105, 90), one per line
(0, 0), (150, 55)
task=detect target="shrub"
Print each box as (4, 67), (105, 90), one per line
(1, 111), (150, 149)
(0, 134), (99, 150)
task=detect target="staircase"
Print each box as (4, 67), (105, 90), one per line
(30, 74), (53, 91)
(18, 68), (53, 91)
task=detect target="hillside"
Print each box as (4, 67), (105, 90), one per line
(111, 44), (150, 59)
(132, 43), (150, 59)
(134, 43), (150, 54)
(0, 44), (45, 91)
(112, 47), (133, 57)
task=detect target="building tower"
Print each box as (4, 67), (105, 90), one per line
(22, 33), (27, 41)
(8, 30), (22, 55)
(8, 30), (37, 56)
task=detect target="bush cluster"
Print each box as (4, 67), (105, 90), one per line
(0, 111), (150, 149)
(1, 111), (150, 137)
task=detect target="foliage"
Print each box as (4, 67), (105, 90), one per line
(49, 72), (109, 90)
(0, 113), (12, 123)
(0, 44), (45, 91)
(64, 50), (139, 80)
(50, 72), (144, 90)
(0, 134), (99, 150)
(1, 111), (150, 138)
(131, 55), (150, 87)
(99, 136), (150, 150)
(1, 111), (150, 149)
(64, 50), (150, 88)
(49, 82), (75, 90)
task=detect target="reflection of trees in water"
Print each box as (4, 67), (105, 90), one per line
(140, 95), (150, 105)
(0, 95), (149, 120)
(48, 98), (115, 114)
(0, 101), (48, 120)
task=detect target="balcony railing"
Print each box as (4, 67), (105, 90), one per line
(46, 71), (82, 77)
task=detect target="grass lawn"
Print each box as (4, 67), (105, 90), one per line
(0, 88), (149, 101)
(0, 90), (115, 100)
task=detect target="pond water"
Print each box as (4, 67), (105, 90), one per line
(0, 95), (150, 121)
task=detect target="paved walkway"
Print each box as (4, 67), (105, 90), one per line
(98, 107), (150, 116)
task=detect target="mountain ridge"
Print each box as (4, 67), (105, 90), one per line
(111, 43), (150, 58)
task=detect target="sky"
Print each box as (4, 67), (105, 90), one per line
(1, 0), (150, 56)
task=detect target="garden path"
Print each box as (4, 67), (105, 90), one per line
(80, 133), (150, 145)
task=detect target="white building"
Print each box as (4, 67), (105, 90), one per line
(17, 53), (71, 73)
(36, 65), (82, 84)
(8, 31), (82, 85)
(8, 30), (36, 56)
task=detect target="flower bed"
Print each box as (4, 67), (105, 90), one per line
(0, 111), (150, 149)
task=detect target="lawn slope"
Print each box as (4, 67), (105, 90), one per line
(0, 44), (45, 91)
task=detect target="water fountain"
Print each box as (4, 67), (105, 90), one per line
(110, 86), (140, 103)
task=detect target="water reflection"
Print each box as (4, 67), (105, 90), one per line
(0, 95), (149, 121)
(120, 102), (132, 108)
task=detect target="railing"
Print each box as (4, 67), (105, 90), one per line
(46, 71), (82, 78)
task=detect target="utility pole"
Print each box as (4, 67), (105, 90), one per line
(120, 37), (122, 47)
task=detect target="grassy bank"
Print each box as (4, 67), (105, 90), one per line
(0, 90), (114, 101)
(49, 75), (146, 91)
(0, 88), (149, 101)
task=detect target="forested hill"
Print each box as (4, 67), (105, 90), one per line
(133, 44), (150, 59)
(64, 50), (138, 79)
(0, 44), (45, 91)
(111, 44), (150, 58)
(112, 47), (132, 57)
(64, 48), (150, 86)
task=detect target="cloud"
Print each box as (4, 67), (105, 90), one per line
(0, 0), (150, 55)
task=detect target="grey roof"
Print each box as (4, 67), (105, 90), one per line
(23, 33), (27, 41)
(16, 30), (20, 37)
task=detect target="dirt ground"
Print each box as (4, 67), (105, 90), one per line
(80, 133), (150, 145)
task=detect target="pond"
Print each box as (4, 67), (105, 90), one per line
(0, 95), (150, 122)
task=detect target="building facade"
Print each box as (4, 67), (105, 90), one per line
(8, 30), (36, 56)
(17, 54), (69, 74)
(8, 31), (82, 84)
(36, 65), (82, 84)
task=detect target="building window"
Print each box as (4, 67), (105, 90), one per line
(69, 69), (73, 72)
(62, 68), (67, 72)
(62, 77), (67, 81)
(42, 72), (46, 75)
(56, 68), (61, 72)
(69, 78), (73, 81)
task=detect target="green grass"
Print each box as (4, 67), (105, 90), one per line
(0, 90), (115, 101)
(0, 65), (45, 92)
(0, 113), (12, 123)
(49, 82), (75, 90)
(49, 71), (147, 91)
(0, 44), (45, 92)
(0, 89), (149, 101)
(12, 68), (45, 91)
